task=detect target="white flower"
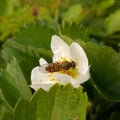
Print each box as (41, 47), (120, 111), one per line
(30, 35), (90, 91)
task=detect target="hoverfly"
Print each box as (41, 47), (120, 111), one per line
(45, 61), (76, 72)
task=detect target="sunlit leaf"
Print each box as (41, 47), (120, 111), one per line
(0, 6), (35, 41)
(62, 4), (83, 23)
(95, 0), (114, 15)
(0, 0), (21, 16)
(37, 6), (52, 21)
(104, 9), (120, 34)
(2, 84), (88, 120)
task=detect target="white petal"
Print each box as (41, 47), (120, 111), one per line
(31, 66), (57, 91)
(70, 42), (89, 74)
(39, 58), (48, 65)
(30, 82), (56, 91)
(53, 73), (77, 86)
(76, 67), (90, 84)
(31, 66), (50, 84)
(51, 35), (71, 62)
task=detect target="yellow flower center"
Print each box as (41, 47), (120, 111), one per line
(58, 67), (78, 78)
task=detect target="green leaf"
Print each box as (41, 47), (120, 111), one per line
(87, 19), (105, 37)
(0, 50), (6, 69)
(2, 111), (15, 120)
(84, 42), (120, 101)
(60, 22), (90, 42)
(62, 4), (83, 23)
(14, 98), (33, 120)
(6, 58), (32, 100)
(0, 0), (22, 16)
(0, 69), (22, 107)
(30, 84), (88, 120)
(37, 6), (52, 21)
(2, 84), (88, 120)
(0, 90), (13, 120)
(95, 0), (114, 15)
(15, 21), (56, 49)
(104, 9), (120, 34)
(110, 112), (120, 120)
(0, 0), (15, 16)
(2, 39), (52, 83)
(0, 6), (35, 41)
(0, 58), (31, 108)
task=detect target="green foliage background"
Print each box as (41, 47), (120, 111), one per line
(0, 0), (120, 120)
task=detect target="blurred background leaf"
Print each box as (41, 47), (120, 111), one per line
(104, 9), (120, 34)
(62, 4), (83, 23)
(0, 0), (22, 16)
(110, 112), (120, 120)
(0, 6), (35, 41)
